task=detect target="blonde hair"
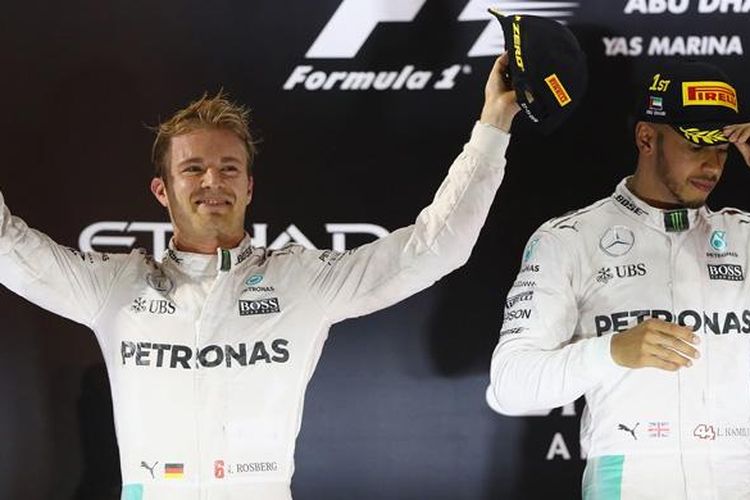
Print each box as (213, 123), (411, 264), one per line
(151, 91), (257, 180)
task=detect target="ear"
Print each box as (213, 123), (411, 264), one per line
(151, 177), (169, 208)
(635, 121), (658, 156)
(246, 175), (254, 206)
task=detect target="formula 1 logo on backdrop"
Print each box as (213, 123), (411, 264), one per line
(283, 0), (580, 91)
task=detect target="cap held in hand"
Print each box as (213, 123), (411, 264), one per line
(638, 61), (740, 146)
(488, 9), (588, 134)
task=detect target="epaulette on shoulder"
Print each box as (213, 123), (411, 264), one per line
(716, 207), (749, 216)
(545, 198), (610, 232)
(267, 242), (302, 258)
(710, 206), (750, 224)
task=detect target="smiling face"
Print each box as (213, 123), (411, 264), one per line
(632, 123), (729, 209)
(150, 127), (253, 252)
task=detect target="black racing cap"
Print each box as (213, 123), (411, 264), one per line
(488, 9), (588, 134)
(638, 61), (740, 145)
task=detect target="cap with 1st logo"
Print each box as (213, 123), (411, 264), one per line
(639, 60), (741, 145)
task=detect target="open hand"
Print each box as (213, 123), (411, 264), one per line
(610, 319), (700, 371)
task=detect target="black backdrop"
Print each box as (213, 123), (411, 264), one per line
(0, 1), (748, 498)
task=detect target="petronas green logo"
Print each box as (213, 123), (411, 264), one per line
(711, 231), (727, 252)
(523, 238), (540, 263)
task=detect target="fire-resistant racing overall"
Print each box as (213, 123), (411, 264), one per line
(488, 180), (750, 500)
(0, 123), (508, 500)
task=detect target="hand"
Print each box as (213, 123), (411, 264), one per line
(479, 52), (521, 133)
(610, 319), (700, 371)
(723, 123), (750, 166)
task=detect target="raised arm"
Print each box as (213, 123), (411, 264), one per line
(293, 55), (521, 323)
(0, 190), (131, 327)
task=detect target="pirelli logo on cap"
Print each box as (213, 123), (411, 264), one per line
(545, 74), (571, 107)
(512, 16), (525, 72)
(682, 81), (738, 111)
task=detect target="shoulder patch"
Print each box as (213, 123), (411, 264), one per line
(547, 198), (609, 231)
(268, 243), (303, 258)
(718, 207), (750, 217)
(710, 207), (750, 224)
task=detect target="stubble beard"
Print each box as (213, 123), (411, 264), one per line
(655, 132), (706, 209)
(168, 191), (241, 247)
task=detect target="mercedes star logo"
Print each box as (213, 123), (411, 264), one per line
(599, 226), (635, 257)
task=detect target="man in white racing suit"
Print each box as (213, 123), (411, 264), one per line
(0, 56), (519, 499)
(487, 61), (750, 499)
